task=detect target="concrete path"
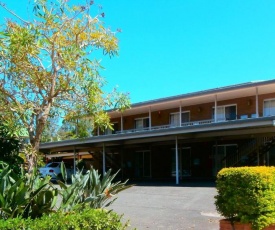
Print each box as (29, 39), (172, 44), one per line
(110, 182), (221, 230)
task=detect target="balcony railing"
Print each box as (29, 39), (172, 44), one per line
(114, 119), (215, 135)
(110, 115), (264, 136)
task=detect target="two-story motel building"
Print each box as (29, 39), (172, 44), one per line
(40, 79), (275, 184)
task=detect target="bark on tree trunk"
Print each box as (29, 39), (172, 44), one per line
(27, 104), (50, 173)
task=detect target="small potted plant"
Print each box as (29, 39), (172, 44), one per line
(215, 166), (275, 230)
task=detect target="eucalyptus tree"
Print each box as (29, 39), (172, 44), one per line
(0, 0), (130, 172)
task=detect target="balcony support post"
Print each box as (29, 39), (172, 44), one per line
(179, 102), (182, 127)
(214, 94), (217, 122)
(73, 147), (76, 175)
(120, 114), (123, 132)
(102, 143), (106, 174)
(256, 87), (259, 118)
(175, 136), (179, 185)
(149, 107), (152, 130)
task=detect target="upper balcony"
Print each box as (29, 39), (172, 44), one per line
(103, 115), (275, 137)
(101, 80), (275, 137)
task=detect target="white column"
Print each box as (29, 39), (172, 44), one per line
(120, 113), (123, 131)
(73, 147), (76, 175)
(179, 102), (182, 127)
(103, 143), (106, 174)
(97, 127), (99, 136)
(256, 87), (259, 118)
(175, 136), (179, 185)
(149, 107), (152, 130)
(214, 94), (217, 122)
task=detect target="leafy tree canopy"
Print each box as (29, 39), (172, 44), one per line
(0, 0), (130, 170)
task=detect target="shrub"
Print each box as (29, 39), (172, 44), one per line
(215, 166), (275, 230)
(0, 207), (128, 230)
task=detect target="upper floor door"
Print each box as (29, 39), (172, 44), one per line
(213, 105), (237, 122)
(170, 111), (190, 126)
(135, 117), (149, 130)
(263, 99), (275, 117)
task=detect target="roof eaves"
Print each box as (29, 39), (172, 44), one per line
(107, 79), (275, 111)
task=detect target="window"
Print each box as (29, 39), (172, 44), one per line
(135, 118), (149, 130)
(212, 105), (236, 121)
(170, 112), (190, 126)
(263, 99), (275, 117)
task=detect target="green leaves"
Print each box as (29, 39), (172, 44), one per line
(0, 165), (58, 219)
(215, 167), (275, 230)
(0, 207), (129, 230)
(0, 0), (130, 159)
(0, 162), (131, 229)
(58, 166), (132, 211)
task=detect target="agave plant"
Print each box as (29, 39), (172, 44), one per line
(0, 165), (58, 219)
(58, 162), (132, 212)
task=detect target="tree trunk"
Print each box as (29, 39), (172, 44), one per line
(27, 105), (50, 173)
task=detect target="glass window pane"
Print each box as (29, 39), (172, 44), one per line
(135, 119), (143, 129)
(225, 106), (236, 120)
(144, 118), (149, 127)
(216, 107), (225, 121)
(264, 100), (275, 116)
(181, 112), (190, 123)
(170, 113), (180, 126)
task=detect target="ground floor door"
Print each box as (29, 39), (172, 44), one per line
(134, 150), (151, 178)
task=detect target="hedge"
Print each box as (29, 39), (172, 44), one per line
(0, 208), (129, 230)
(215, 166), (275, 230)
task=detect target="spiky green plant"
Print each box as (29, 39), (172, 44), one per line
(0, 165), (58, 219)
(58, 162), (132, 211)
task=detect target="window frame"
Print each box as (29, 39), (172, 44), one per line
(212, 104), (237, 121)
(170, 111), (190, 126)
(263, 98), (275, 117)
(134, 117), (150, 129)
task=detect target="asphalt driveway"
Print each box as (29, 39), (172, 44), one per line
(110, 181), (221, 230)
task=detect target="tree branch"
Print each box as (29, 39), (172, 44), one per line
(0, 2), (30, 25)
